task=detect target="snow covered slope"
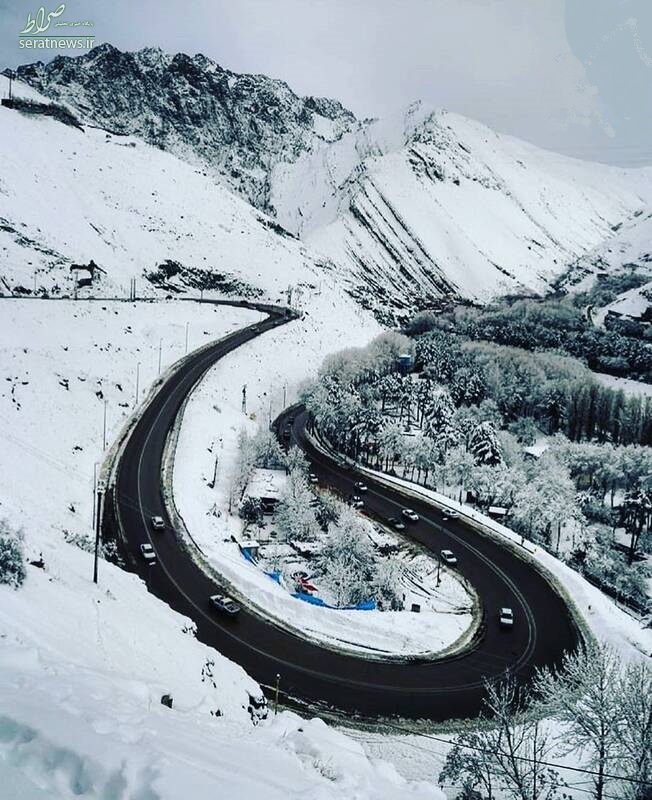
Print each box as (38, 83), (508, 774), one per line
(562, 209), (652, 290)
(0, 74), (356, 317)
(11, 47), (652, 319)
(308, 110), (652, 312)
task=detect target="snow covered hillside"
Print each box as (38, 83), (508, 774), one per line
(10, 47), (652, 319)
(563, 208), (652, 291)
(0, 74), (357, 319)
(0, 298), (440, 799)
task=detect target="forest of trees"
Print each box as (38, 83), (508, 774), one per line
(441, 645), (652, 800)
(406, 294), (652, 382)
(303, 327), (652, 612)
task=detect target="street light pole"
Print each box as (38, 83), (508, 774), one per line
(274, 673), (281, 715)
(102, 399), (107, 450)
(436, 554), (441, 586)
(93, 479), (105, 584)
(184, 322), (189, 354)
(135, 362), (140, 407)
(158, 338), (162, 375)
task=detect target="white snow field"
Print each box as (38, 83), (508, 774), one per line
(301, 107), (652, 305)
(0, 75), (350, 311)
(0, 298), (446, 799)
(172, 314), (477, 659)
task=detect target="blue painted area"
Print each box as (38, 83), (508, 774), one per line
(292, 591), (376, 611)
(241, 549), (257, 564)
(265, 571), (282, 584)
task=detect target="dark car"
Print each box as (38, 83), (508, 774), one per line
(209, 594), (241, 617)
(387, 516), (406, 531)
(354, 481), (368, 493)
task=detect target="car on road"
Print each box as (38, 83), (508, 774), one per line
(150, 515), (165, 531)
(499, 607), (514, 628)
(401, 508), (419, 522)
(387, 517), (406, 531)
(349, 495), (364, 509)
(140, 543), (156, 563)
(354, 481), (368, 493)
(441, 509), (459, 520)
(308, 472), (318, 484)
(209, 594), (241, 617)
(440, 549), (457, 566)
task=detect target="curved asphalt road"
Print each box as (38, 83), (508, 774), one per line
(110, 303), (580, 722)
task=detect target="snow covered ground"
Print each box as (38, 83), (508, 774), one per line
(0, 297), (445, 798)
(353, 468), (652, 661)
(171, 299), (479, 658)
(0, 75), (346, 310)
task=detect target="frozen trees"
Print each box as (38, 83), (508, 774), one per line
(534, 645), (652, 800)
(440, 674), (562, 800)
(0, 519), (26, 588)
(275, 469), (320, 543)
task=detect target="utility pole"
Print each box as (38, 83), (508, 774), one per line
(92, 462), (97, 529)
(135, 362), (140, 407)
(241, 384), (247, 414)
(33, 269), (37, 295)
(208, 452), (219, 489)
(436, 554), (441, 587)
(283, 383), (287, 408)
(102, 398), (107, 450)
(8, 69), (14, 102)
(93, 478), (106, 584)
(274, 673), (280, 715)
(157, 338), (162, 375)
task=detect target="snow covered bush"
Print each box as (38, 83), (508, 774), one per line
(275, 469), (320, 542)
(318, 506), (376, 607)
(0, 518), (27, 589)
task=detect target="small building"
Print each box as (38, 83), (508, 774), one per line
(243, 468), (288, 514)
(488, 506), (508, 518)
(397, 353), (414, 375)
(239, 540), (260, 560)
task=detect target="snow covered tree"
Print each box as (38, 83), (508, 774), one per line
(252, 428), (286, 469)
(0, 519), (26, 589)
(319, 506), (375, 606)
(372, 559), (404, 610)
(275, 469), (320, 542)
(284, 445), (309, 476)
(441, 675), (561, 800)
(423, 391), (456, 438)
(617, 659), (652, 800)
(468, 421), (503, 466)
(534, 645), (623, 800)
(444, 446), (476, 502)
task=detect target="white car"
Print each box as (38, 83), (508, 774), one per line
(442, 509), (459, 520)
(350, 495), (364, 509)
(150, 515), (165, 531)
(140, 543), (156, 563)
(308, 473), (318, 485)
(499, 608), (514, 628)
(401, 508), (419, 522)
(440, 549), (457, 565)
(354, 481), (368, 493)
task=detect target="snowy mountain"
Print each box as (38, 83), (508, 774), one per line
(12, 43), (357, 215)
(10, 44), (652, 319)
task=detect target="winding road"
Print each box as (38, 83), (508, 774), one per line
(108, 302), (581, 722)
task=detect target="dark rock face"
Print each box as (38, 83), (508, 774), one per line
(14, 43), (356, 213)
